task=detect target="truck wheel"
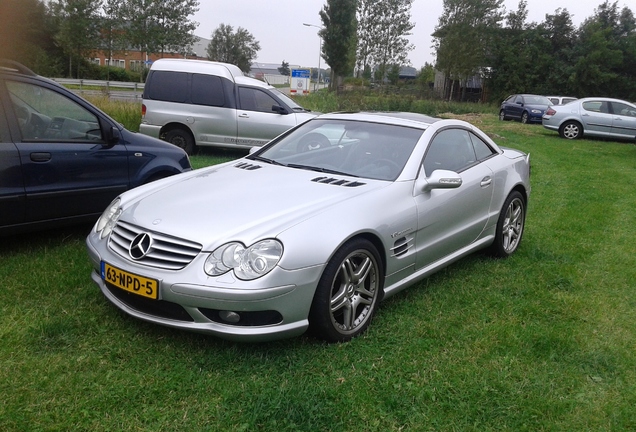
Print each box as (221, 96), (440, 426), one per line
(164, 128), (195, 155)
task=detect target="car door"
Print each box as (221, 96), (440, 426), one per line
(236, 86), (297, 146)
(414, 128), (494, 269)
(4, 78), (129, 223)
(0, 92), (26, 228)
(509, 95), (525, 120)
(580, 100), (613, 135)
(609, 101), (636, 139)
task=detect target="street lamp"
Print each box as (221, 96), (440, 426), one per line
(303, 23), (323, 92)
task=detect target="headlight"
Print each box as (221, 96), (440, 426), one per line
(531, 109), (541, 113)
(94, 198), (122, 239)
(204, 239), (283, 280)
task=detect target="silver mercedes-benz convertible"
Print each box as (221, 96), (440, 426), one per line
(86, 112), (531, 342)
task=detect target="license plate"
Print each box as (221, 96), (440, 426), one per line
(101, 262), (158, 300)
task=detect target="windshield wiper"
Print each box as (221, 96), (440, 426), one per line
(287, 163), (357, 177)
(249, 155), (286, 166)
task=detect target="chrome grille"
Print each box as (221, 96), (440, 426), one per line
(108, 220), (202, 270)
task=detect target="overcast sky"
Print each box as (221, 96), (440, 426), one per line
(192, 0), (631, 69)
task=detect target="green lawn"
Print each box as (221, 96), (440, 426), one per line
(1, 115), (635, 431)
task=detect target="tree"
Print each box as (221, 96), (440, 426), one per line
(356, 0), (414, 82)
(319, 0), (357, 90)
(206, 24), (260, 73)
(570, 1), (634, 99)
(51, 0), (103, 78)
(112, 0), (199, 74)
(101, 0), (129, 79)
(433, 0), (504, 100)
(0, 0), (63, 75)
(153, 0), (199, 56)
(278, 60), (290, 76)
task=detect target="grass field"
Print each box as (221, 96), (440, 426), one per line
(1, 102), (636, 430)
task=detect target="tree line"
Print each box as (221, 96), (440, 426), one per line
(1, 0), (634, 102)
(0, 0), (199, 80)
(434, 0), (636, 101)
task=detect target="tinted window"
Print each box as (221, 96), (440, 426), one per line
(611, 102), (636, 117)
(146, 71), (187, 103)
(582, 101), (609, 114)
(238, 87), (277, 113)
(424, 129), (477, 175)
(469, 132), (495, 160)
(6, 80), (101, 142)
(191, 73), (225, 106)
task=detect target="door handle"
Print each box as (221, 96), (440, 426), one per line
(480, 176), (492, 187)
(239, 113), (249, 118)
(30, 152), (51, 162)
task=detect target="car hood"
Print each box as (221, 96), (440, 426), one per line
(525, 103), (550, 110)
(119, 161), (385, 249)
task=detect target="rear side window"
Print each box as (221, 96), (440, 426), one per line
(191, 74), (225, 107)
(146, 71), (187, 103)
(582, 101), (609, 114)
(469, 132), (496, 161)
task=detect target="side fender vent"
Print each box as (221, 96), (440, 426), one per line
(234, 162), (262, 171)
(312, 176), (366, 187)
(391, 236), (413, 258)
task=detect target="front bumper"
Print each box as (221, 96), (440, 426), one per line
(86, 234), (325, 342)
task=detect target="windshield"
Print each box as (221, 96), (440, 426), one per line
(525, 95), (553, 105)
(270, 88), (308, 111)
(249, 119), (424, 181)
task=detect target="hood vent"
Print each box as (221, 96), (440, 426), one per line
(312, 176), (366, 187)
(234, 162), (262, 171)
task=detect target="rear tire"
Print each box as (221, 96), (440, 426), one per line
(163, 127), (195, 155)
(559, 121), (582, 140)
(489, 191), (526, 258)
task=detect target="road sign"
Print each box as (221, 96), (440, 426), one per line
(290, 69), (311, 95)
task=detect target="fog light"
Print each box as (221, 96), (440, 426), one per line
(219, 310), (240, 323)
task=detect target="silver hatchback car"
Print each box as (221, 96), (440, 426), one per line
(542, 97), (636, 141)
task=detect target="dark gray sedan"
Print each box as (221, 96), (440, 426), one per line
(542, 97), (636, 141)
(499, 94), (553, 124)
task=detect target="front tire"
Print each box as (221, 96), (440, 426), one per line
(521, 112), (529, 124)
(489, 191), (526, 258)
(163, 127), (195, 155)
(559, 121), (582, 140)
(499, 110), (508, 121)
(309, 238), (383, 342)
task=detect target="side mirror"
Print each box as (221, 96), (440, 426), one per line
(418, 169), (462, 193)
(103, 126), (121, 148)
(272, 105), (289, 115)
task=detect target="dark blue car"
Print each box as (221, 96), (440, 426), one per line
(499, 94), (553, 124)
(0, 60), (191, 236)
